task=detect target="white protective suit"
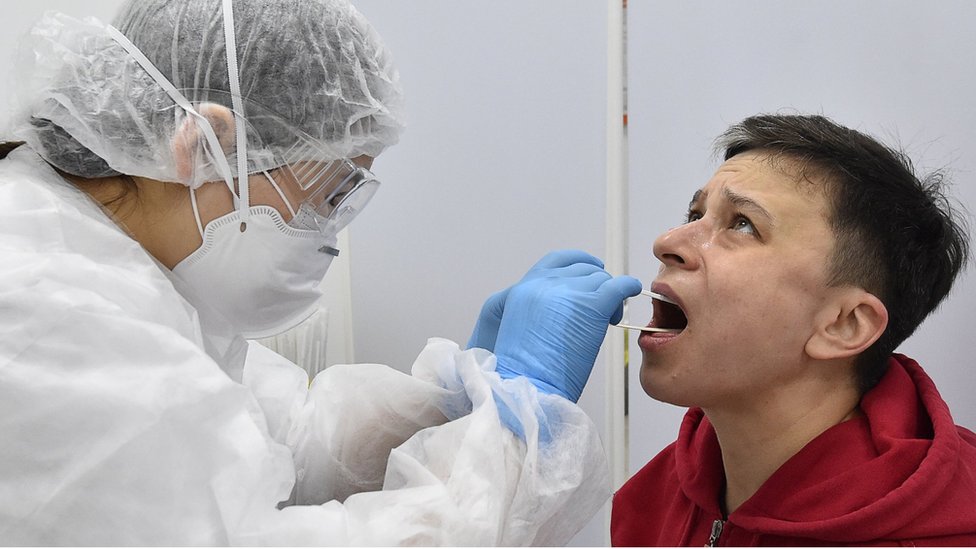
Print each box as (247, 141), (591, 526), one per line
(0, 148), (610, 545)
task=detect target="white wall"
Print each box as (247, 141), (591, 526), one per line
(626, 0), (976, 478)
(346, 0), (609, 370)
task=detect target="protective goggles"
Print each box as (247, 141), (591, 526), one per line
(262, 156), (380, 234)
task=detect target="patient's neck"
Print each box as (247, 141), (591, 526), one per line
(703, 368), (862, 515)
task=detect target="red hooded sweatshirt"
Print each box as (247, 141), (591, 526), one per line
(611, 354), (976, 546)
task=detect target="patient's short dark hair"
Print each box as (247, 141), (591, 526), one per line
(717, 114), (970, 393)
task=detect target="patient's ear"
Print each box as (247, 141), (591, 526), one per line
(170, 103), (236, 183)
(806, 288), (888, 360)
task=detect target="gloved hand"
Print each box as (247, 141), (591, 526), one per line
(467, 250), (607, 352)
(492, 251), (642, 403)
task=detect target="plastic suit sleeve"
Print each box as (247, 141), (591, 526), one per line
(3, 281), (609, 545)
(240, 338), (612, 545)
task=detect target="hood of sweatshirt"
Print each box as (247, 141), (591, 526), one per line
(676, 354), (976, 543)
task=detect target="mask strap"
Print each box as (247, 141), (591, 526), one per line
(221, 0), (250, 228)
(189, 187), (205, 239)
(105, 25), (238, 208)
(263, 171), (298, 218)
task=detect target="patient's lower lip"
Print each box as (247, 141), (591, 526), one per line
(638, 328), (679, 351)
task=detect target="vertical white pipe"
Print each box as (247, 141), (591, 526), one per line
(604, 0), (629, 540)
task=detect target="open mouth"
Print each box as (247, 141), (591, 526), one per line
(651, 293), (688, 332)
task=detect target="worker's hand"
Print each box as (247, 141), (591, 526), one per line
(467, 250), (606, 352)
(491, 253), (641, 403)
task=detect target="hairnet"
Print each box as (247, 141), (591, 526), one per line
(10, 0), (404, 187)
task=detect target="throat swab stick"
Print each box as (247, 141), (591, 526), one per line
(613, 324), (681, 333)
(642, 289), (678, 304)
(612, 289), (682, 332)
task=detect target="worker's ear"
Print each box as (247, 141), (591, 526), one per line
(170, 103), (236, 184)
(805, 287), (888, 360)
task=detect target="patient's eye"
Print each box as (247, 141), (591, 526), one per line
(731, 214), (759, 238)
(685, 209), (703, 223)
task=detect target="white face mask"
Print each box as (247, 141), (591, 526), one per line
(172, 202), (338, 339)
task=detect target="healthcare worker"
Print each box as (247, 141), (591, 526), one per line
(0, 0), (642, 545)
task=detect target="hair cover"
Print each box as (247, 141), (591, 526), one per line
(10, 0), (404, 187)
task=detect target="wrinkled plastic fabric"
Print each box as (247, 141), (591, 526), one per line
(8, 3), (404, 187)
(0, 148), (610, 546)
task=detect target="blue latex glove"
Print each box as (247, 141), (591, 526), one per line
(467, 250), (607, 352)
(492, 253), (642, 403)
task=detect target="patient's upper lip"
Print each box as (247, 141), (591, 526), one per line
(650, 282), (684, 312)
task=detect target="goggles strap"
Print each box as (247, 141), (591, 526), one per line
(221, 0), (250, 227)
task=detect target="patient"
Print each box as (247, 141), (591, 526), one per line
(612, 114), (976, 546)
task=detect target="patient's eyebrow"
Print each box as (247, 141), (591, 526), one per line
(724, 188), (775, 224)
